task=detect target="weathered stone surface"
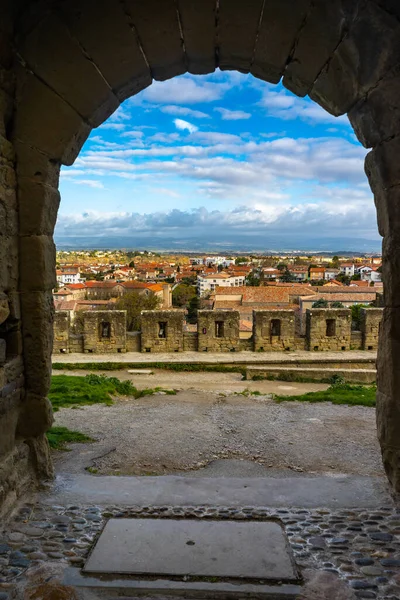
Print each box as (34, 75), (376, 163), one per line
(0, 389), (23, 456)
(124, 0), (186, 81)
(14, 141), (61, 187)
(360, 308), (383, 351)
(13, 66), (91, 165)
(218, 0), (263, 72)
(198, 310), (240, 352)
(141, 310), (185, 353)
(0, 235), (18, 292)
(365, 136), (400, 191)
(284, 0), (358, 97)
(177, 0), (216, 74)
(18, 12), (119, 127)
(20, 291), (54, 396)
(17, 393), (53, 438)
(349, 64), (400, 148)
(0, 292), (9, 324)
(18, 179), (60, 236)
(59, 0), (151, 102)
(83, 310), (126, 354)
(311, 2), (400, 115)
(306, 309), (352, 351)
(252, 0), (310, 84)
(253, 309), (297, 352)
(19, 236), (57, 291)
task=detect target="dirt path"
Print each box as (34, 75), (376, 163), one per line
(53, 387), (384, 479)
(54, 368), (329, 395)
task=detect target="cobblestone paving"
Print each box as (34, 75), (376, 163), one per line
(1, 503), (400, 599)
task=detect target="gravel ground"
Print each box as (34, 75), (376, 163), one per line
(55, 367), (330, 394)
(53, 389), (384, 478)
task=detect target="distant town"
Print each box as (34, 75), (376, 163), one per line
(54, 250), (382, 339)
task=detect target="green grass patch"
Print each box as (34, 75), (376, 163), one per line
(49, 373), (175, 411)
(46, 426), (94, 450)
(53, 362), (246, 376)
(274, 383), (376, 407)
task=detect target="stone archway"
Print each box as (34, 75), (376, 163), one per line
(0, 0), (399, 511)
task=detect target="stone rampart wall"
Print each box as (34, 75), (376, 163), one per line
(361, 308), (383, 351)
(83, 310), (126, 354)
(306, 309), (352, 352)
(141, 310), (185, 353)
(197, 310), (241, 352)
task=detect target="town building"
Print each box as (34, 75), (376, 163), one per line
(197, 272), (246, 296)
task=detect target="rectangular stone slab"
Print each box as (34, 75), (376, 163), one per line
(84, 518), (297, 581)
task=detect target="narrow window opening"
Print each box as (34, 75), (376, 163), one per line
(326, 319), (336, 337)
(158, 322), (167, 338)
(368, 345), (373, 350)
(100, 321), (111, 339)
(270, 319), (281, 337)
(215, 321), (224, 338)
(314, 346), (319, 351)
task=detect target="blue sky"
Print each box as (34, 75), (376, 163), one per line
(57, 70), (380, 252)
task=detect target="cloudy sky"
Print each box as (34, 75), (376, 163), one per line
(57, 70), (380, 252)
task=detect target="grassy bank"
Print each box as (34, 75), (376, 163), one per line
(274, 383), (376, 407)
(49, 373), (176, 412)
(53, 362), (246, 376)
(47, 426), (94, 450)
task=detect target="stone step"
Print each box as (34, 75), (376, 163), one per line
(65, 517), (302, 599)
(246, 366), (376, 384)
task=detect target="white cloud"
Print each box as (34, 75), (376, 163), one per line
(258, 87), (349, 126)
(71, 179), (105, 189)
(120, 130), (145, 138)
(173, 119), (198, 134)
(97, 123), (126, 131)
(215, 107), (251, 120)
(136, 75), (230, 104)
(160, 105), (210, 119)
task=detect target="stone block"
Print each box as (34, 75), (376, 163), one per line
(14, 141), (61, 187)
(177, 0), (216, 74)
(83, 310), (126, 353)
(348, 64), (400, 148)
(311, 2), (400, 115)
(19, 235), (56, 291)
(381, 236), (400, 307)
(253, 309), (296, 352)
(218, 0), (264, 72)
(0, 186), (18, 236)
(20, 291), (54, 396)
(0, 339), (5, 365)
(13, 66), (91, 165)
(284, 0), (357, 97)
(0, 292), (9, 325)
(197, 310), (240, 352)
(18, 12), (119, 127)
(18, 179), (60, 236)
(251, 0), (310, 84)
(0, 133), (15, 163)
(141, 310), (185, 353)
(365, 136), (400, 192)
(59, 0), (151, 102)
(124, 0), (186, 81)
(17, 393), (54, 438)
(0, 390), (23, 457)
(305, 308), (352, 351)
(0, 235), (18, 292)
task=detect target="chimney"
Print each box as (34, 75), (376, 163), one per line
(163, 284), (172, 308)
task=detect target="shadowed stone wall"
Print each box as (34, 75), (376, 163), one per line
(361, 308), (383, 351)
(1, 0), (400, 508)
(53, 310), (69, 353)
(83, 310), (126, 354)
(197, 310), (240, 352)
(306, 309), (352, 352)
(141, 310), (185, 353)
(253, 310), (300, 352)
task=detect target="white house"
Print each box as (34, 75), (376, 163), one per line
(197, 272), (246, 296)
(339, 263), (355, 277)
(56, 267), (84, 286)
(324, 267), (340, 280)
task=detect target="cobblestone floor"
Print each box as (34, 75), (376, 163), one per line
(1, 503), (400, 599)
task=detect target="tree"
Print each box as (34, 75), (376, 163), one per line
(245, 272), (260, 286)
(187, 295), (200, 324)
(114, 291), (161, 331)
(336, 273), (351, 285)
(279, 267), (296, 283)
(351, 303), (369, 330)
(276, 262), (287, 272)
(331, 301), (344, 308)
(235, 256), (248, 265)
(129, 261), (135, 268)
(351, 273), (361, 281)
(332, 255), (340, 268)
(312, 298), (328, 308)
(172, 284), (196, 308)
